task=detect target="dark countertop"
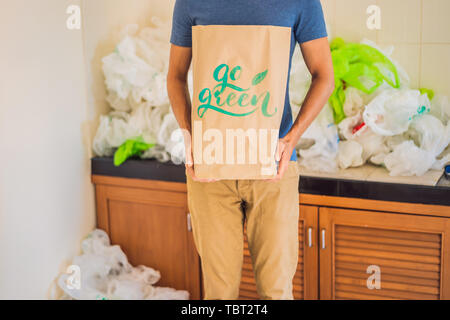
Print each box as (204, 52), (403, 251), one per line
(91, 157), (450, 207)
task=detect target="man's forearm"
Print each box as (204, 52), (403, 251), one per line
(285, 75), (335, 144)
(167, 77), (192, 133)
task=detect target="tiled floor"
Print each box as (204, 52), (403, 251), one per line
(298, 162), (443, 186)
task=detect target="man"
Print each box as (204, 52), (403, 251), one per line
(167, 0), (334, 300)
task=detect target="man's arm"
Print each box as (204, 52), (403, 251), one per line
(167, 44), (192, 133)
(274, 37), (335, 180)
(167, 44), (215, 182)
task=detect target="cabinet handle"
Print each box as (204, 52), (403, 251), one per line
(187, 213), (192, 232)
(308, 227), (313, 248)
(321, 229), (326, 249)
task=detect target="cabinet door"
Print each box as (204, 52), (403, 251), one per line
(319, 207), (450, 300)
(95, 183), (202, 299)
(238, 205), (319, 299)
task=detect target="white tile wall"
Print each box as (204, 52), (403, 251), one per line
(320, 0), (450, 97)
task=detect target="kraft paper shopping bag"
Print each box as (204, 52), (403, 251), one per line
(192, 25), (291, 180)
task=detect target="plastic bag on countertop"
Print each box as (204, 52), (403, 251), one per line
(363, 89), (431, 136)
(329, 38), (401, 123)
(337, 111), (389, 164)
(337, 140), (364, 169)
(432, 145), (450, 170)
(114, 137), (154, 166)
(157, 112), (185, 164)
(408, 114), (450, 157)
(343, 87), (365, 117)
(383, 140), (436, 176)
(57, 229), (189, 300)
(298, 104), (339, 172)
(430, 95), (450, 124)
(93, 112), (138, 157)
(289, 45), (311, 111)
(128, 103), (170, 144)
(102, 20), (171, 112)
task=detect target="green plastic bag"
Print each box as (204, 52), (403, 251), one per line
(329, 38), (401, 123)
(419, 88), (435, 101)
(113, 137), (154, 166)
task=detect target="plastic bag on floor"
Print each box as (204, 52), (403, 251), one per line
(298, 104), (339, 172)
(57, 229), (189, 300)
(363, 89), (431, 136)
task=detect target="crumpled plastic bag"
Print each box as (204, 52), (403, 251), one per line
(298, 104), (339, 172)
(337, 140), (364, 169)
(430, 94), (450, 124)
(114, 137), (154, 166)
(58, 229), (189, 300)
(343, 87), (365, 117)
(93, 112), (138, 157)
(289, 45), (312, 112)
(329, 38), (401, 123)
(128, 103), (170, 144)
(363, 89), (431, 136)
(337, 111), (389, 168)
(383, 140), (436, 176)
(102, 19), (171, 112)
(408, 114), (450, 157)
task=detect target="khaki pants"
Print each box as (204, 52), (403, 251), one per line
(187, 161), (300, 300)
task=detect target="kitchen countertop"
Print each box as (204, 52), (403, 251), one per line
(91, 157), (450, 207)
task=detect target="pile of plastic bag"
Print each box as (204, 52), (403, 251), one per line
(57, 229), (189, 300)
(93, 19), (189, 165)
(293, 38), (450, 176)
(92, 20), (450, 176)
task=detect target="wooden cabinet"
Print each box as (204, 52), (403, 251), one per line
(93, 176), (202, 300)
(319, 207), (450, 300)
(92, 174), (450, 300)
(239, 205), (319, 300)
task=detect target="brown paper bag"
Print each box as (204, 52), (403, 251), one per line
(192, 25), (291, 180)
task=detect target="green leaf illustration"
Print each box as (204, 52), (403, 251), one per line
(252, 69), (268, 86)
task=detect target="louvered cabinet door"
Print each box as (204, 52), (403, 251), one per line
(319, 207), (450, 300)
(239, 205), (319, 299)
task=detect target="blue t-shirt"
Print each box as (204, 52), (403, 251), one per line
(170, 0), (328, 161)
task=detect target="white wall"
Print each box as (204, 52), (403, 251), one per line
(0, 0), (95, 299)
(0, 0), (174, 300)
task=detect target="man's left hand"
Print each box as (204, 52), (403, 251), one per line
(269, 137), (296, 181)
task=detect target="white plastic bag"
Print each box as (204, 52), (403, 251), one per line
(383, 140), (436, 176)
(363, 89), (431, 136)
(337, 140), (364, 169)
(408, 114), (450, 157)
(430, 95), (450, 124)
(93, 112), (138, 156)
(343, 87), (365, 117)
(298, 104), (339, 172)
(102, 20), (171, 112)
(57, 229), (189, 300)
